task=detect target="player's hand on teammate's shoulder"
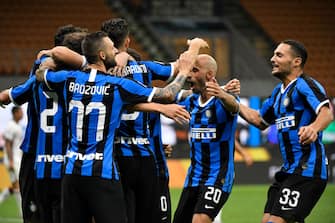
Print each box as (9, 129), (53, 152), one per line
(40, 57), (57, 71)
(115, 51), (135, 65)
(109, 52), (135, 76)
(109, 65), (125, 77)
(37, 49), (52, 60)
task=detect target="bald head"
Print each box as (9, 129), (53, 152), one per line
(197, 54), (217, 76)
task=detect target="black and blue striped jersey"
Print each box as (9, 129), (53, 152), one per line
(115, 61), (173, 157)
(9, 74), (68, 179)
(33, 82), (68, 179)
(43, 68), (155, 180)
(20, 101), (38, 154)
(10, 60), (41, 154)
(9, 56), (69, 179)
(10, 76), (38, 155)
(260, 74), (330, 180)
(178, 94), (238, 193)
(149, 112), (169, 179)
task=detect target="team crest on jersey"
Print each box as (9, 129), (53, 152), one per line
(283, 97), (290, 107)
(221, 178), (225, 184)
(301, 163), (308, 170)
(205, 110), (212, 118)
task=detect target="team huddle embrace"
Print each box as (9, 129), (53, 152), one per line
(0, 18), (332, 223)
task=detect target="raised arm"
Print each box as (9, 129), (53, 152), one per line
(152, 38), (208, 103)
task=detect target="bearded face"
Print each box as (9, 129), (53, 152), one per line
(270, 43), (297, 80)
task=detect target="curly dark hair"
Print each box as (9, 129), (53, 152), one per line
(101, 18), (129, 48)
(54, 24), (88, 46)
(62, 32), (88, 54)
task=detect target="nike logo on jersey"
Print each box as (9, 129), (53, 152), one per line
(281, 206), (293, 211)
(204, 205), (215, 209)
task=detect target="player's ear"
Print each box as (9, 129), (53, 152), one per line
(99, 51), (106, 61)
(125, 37), (130, 48)
(206, 70), (214, 81)
(293, 57), (302, 68)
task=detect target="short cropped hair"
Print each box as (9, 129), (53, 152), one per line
(281, 39), (308, 67)
(82, 31), (108, 64)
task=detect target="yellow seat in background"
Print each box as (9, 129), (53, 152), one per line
(0, 150), (11, 190)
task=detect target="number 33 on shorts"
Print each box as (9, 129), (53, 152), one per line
(279, 188), (300, 210)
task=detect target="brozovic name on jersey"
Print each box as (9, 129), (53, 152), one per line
(69, 82), (110, 96)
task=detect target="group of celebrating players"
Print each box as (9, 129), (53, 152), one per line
(0, 17), (332, 223)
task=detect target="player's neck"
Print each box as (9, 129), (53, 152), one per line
(88, 63), (107, 73)
(13, 117), (21, 123)
(282, 69), (303, 88)
(200, 92), (211, 103)
(118, 46), (127, 52)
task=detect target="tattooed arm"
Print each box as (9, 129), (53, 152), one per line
(152, 73), (189, 103)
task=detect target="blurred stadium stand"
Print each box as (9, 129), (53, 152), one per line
(239, 0), (335, 96)
(0, 0), (148, 81)
(0, 0), (113, 76)
(0, 0), (334, 96)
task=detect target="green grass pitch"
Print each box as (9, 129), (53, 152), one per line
(170, 184), (335, 223)
(0, 184), (334, 223)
